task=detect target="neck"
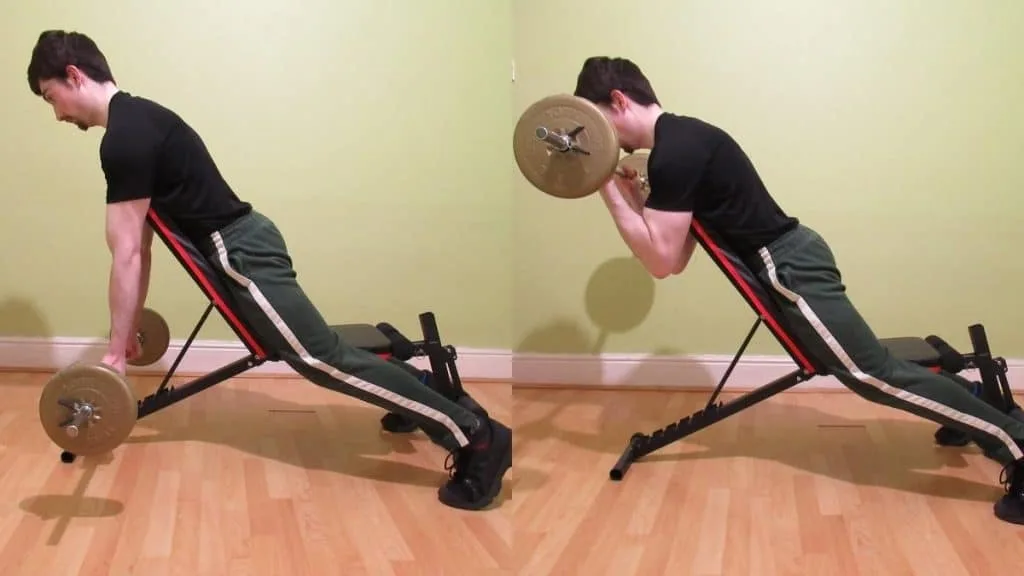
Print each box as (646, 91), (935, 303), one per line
(636, 104), (664, 150)
(89, 82), (121, 128)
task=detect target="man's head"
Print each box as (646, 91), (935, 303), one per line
(574, 56), (662, 153)
(27, 30), (117, 131)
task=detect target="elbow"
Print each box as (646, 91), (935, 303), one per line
(644, 249), (684, 279)
(647, 258), (676, 279)
(670, 254), (690, 276)
(650, 267), (672, 280)
(646, 258), (691, 280)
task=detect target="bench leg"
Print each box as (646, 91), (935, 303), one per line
(610, 368), (811, 481)
(379, 312), (468, 435)
(934, 324), (1023, 446)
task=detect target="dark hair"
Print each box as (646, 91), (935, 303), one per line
(573, 56), (659, 107)
(27, 30), (115, 95)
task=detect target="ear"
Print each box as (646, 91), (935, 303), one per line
(609, 89), (629, 112)
(64, 65), (83, 88)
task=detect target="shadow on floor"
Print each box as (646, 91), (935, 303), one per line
(19, 381), (522, 546)
(515, 387), (1006, 504)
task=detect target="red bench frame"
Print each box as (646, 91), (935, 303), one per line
(127, 209), (462, 423)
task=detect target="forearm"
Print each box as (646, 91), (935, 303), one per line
(600, 188), (663, 271)
(108, 250), (143, 354)
(134, 249), (152, 324)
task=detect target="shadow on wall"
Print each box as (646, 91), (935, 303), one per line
(0, 296), (117, 371)
(0, 296), (60, 370)
(0, 296), (52, 338)
(514, 255), (716, 388)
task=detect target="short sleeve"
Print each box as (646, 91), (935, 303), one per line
(100, 124), (159, 204)
(643, 153), (702, 213)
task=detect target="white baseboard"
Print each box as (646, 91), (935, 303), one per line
(0, 336), (511, 381)
(1, 336), (1021, 393)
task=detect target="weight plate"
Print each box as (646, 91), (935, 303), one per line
(513, 94), (620, 199)
(39, 362), (138, 456)
(129, 308), (170, 366)
(618, 151), (649, 179)
(618, 151), (651, 203)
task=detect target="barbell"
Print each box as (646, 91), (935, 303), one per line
(38, 307), (171, 457)
(512, 93), (650, 200)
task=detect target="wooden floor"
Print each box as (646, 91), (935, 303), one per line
(3, 372), (1024, 575)
(512, 386), (1024, 576)
(0, 372), (510, 575)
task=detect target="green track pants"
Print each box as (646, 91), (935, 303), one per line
(200, 210), (483, 452)
(753, 224), (1024, 465)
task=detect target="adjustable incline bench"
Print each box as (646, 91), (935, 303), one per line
(55, 208), (463, 463)
(609, 219), (1024, 480)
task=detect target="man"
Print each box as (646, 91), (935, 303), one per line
(573, 55), (1024, 524)
(26, 29), (511, 511)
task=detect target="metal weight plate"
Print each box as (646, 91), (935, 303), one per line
(39, 362), (138, 456)
(129, 308), (170, 366)
(617, 152), (651, 203)
(513, 94), (621, 199)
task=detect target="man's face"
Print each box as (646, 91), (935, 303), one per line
(38, 75), (91, 131)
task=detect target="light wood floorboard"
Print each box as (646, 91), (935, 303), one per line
(5, 371), (1024, 574)
(0, 372), (510, 575)
(513, 385), (1024, 575)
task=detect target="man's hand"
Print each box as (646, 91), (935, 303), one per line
(101, 326), (140, 376)
(125, 332), (142, 363)
(608, 168), (645, 212)
(101, 352), (128, 375)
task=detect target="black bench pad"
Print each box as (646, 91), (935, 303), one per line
(332, 323), (393, 354)
(880, 336), (940, 366)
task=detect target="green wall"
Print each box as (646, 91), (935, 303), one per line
(513, 1), (1024, 358)
(0, 2), (514, 348)
(2, 2), (1022, 361)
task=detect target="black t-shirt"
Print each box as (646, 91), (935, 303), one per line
(100, 91), (252, 243)
(644, 113), (798, 255)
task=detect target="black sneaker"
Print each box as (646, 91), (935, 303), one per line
(438, 418), (512, 511)
(994, 458), (1024, 524)
(455, 393), (487, 419)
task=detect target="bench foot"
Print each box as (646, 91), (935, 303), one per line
(381, 412), (419, 433)
(936, 406), (1024, 447)
(935, 426), (972, 447)
(334, 313), (466, 437)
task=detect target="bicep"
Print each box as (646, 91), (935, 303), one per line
(643, 207), (694, 261)
(142, 221), (154, 252)
(106, 199), (152, 255)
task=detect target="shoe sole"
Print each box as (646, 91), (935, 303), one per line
(438, 428), (512, 511)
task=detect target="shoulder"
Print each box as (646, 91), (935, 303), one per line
(100, 92), (170, 167)
(651, 114), (726, 157)
(648, 113), (725, 178)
